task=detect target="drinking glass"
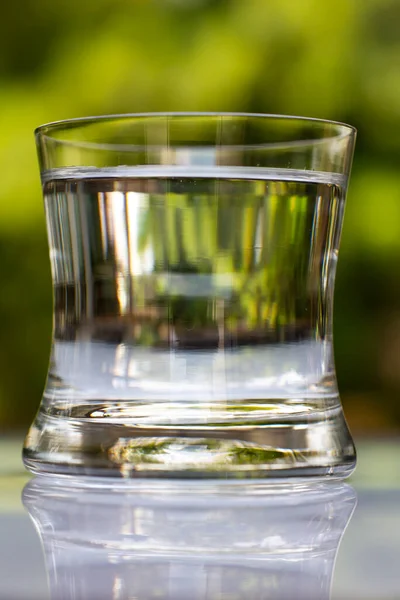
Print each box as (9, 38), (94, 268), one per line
(23, 113), (357, 479)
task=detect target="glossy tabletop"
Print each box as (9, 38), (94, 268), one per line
(1, 437), (399, 600)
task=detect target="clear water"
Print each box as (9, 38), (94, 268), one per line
(24, 167), (355, 477)
(42, 167), (344, 421)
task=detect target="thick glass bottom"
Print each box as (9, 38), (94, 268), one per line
(23, 403), (356, 480)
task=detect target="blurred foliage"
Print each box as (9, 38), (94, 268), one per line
(0, 0), (399, 432)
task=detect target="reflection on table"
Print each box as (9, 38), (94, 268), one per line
(23, 479), (356, 600)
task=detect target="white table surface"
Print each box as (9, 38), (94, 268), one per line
(0, 437), (399, 600)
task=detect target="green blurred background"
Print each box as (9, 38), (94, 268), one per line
(0, 0), (399, 435)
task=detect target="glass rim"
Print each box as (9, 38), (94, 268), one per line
(35, 111), (357, 138)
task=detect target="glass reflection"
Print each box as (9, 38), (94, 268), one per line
(23, 479), (356, 600)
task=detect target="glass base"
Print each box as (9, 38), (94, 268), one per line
(23, 404), (356, 479)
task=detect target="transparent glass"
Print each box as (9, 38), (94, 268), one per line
(23, 113), (357, 479)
